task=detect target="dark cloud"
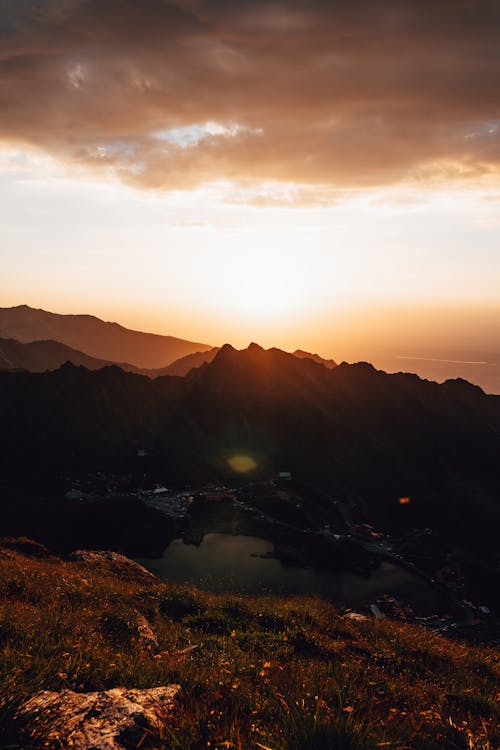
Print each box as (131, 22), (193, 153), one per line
(0, 0), (499, 192)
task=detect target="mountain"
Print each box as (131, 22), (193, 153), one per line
(0, 305), (211, 369)
(152, 346), (220, 376)
(293, 349), (337, 368)
(0, 335), (338, 378)
(0, 337), (144, 374)
(1, 344), (499, 554)
(157, 346), (337, 377)
(0, 336), (213, 378)
(373, 348), (500, 396)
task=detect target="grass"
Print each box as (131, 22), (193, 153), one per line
(0, 542), (498, 749)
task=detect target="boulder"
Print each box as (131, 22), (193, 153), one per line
(20, 685), (180, 750)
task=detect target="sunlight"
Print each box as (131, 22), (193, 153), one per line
(214, 244), (312, 320)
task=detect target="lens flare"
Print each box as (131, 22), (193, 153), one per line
(228, 454), (258, 473)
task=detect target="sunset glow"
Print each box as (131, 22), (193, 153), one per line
(214, 245), (314, 320)
(0, 0), (499, 384)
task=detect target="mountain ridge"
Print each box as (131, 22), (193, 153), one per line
(0, 305), (212, 369)
(0, 337), (145, 375)
(1, 343), (498, 549)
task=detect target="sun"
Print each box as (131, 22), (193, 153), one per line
(214, 245), (312, 320)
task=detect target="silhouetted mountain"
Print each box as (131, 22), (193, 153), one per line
(153, 347), (220, 376)
(0, 334), (338, 379)
(0, 305), (211, 369)
(0, 337), (143, 374)
(1, 344), (499, 559)
(293, 349), (337, 368)
(0, 337), (206, 378)
(372, 349), (500, 395)
(160, 346), (337, 377)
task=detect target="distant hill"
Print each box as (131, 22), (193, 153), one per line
(0, 305), (211, 369)
(372, 349), (500, 395)
(0, 336), (339, 378)
(0, 337), (143, 374)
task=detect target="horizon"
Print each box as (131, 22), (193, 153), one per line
(3, 298), (500, 358)
(1, 0), (500, 363)
(2, 300), (500, 394)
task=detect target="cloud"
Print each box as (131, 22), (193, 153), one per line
(0, 0), (499, 194)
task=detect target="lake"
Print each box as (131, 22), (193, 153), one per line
(136, 533), (443, 613)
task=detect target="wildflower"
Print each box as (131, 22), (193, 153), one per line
(343, 706), (354, 713)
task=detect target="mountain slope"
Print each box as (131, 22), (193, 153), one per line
(160, 346), (337, 377)
(1, 344), (499, 553)
(0, 305), (211, 369)
(0, 337), (143, 374)
(0, 336), (338, 378)
(293, 348), (337, 368)
(153, 346), (220, 376)
(1, 541), (498, 750)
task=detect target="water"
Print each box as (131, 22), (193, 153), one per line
(136, 533), (442, 612)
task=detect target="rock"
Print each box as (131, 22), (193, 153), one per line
(343, 612), (369, 622)
(69, 550), (157, 582)
(0, 537), (53, 558)
(135, 613), (159, 650)
(20, 685), (180, 750)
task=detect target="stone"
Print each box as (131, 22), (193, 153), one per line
(20, 685), (180, 750)
(135, 613), (159, 650)
(343, 612), (369, 622)
(69, 550), (157, 582)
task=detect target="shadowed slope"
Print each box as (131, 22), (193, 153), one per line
(0, 306), (211, 369)
(0, 337), (142, 374)
(0, 344), (499, 555)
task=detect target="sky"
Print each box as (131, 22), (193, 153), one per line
(1, 0), (500, 361)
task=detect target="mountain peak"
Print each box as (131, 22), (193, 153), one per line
(218, 343), (236, 356)
(247, 342), (264, 353)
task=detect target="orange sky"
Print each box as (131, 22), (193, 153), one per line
(1, 1), (500, 363)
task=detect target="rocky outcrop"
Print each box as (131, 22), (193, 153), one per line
(20, 685), (181, 750)
(0, 537), (53, 558)
(69, 550), (157, 583)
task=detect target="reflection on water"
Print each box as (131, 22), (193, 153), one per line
(136, 533), (440, 612)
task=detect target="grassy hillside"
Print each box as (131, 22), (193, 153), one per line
(0, 540), (498, 749)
